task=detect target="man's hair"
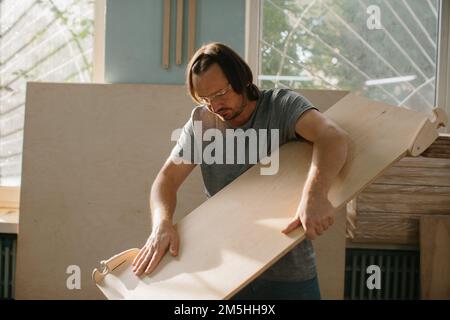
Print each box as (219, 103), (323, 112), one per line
(186, 42), (260, 104)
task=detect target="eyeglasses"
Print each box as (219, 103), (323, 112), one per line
(197, 84), (232, 105)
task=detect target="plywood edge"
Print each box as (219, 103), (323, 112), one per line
(297, 89), (350, 112)
(0, 210), (19, 234)
(409, 108), (448, 156)
(223, 231), (306, 299)
(93, 248), (140, 284)
(0, 186), (20, 209)
(0, 182), (19, 234)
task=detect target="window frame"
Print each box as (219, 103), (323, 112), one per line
(246, 0), (450, 133)
(93, 0), (106, 83)
(245, 0), (261, 79)
(437, 0), (450, 133)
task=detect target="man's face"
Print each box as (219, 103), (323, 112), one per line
(192, 63), (246, 122)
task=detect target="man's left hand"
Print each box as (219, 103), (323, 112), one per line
(281, 192), (335, 240)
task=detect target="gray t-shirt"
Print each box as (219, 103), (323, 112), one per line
(171, 88), (319, 281)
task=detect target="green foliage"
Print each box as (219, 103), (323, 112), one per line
(260, 0), (439, 109)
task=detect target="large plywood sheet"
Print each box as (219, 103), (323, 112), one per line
(296, 89), (349, 112)
(93, 94), (446, 299)
(314, 207), (346, 299)
(15, 83), (206, 299)
(420, 216), (450, 299)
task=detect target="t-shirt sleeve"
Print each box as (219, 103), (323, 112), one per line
(276, 89), (319, 141)
(170, 117), (198, 164)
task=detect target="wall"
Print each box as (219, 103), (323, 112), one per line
(105, 0), (246, 84)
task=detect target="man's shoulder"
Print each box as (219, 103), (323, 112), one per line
(259, 88), (309, 110)
(260, 88), (306, 103)
(188, 105), (221, 129)
(190, 105), (211, 121)
(272, 88), (305, 100)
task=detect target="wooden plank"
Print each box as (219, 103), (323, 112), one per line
(374, 175), (450, 187)
(356, 202), (450, 214)
(372, 156), (450, 186)
(93, 94), (445, 299)
(0, 208), (19, 234)
(432, 141), (450, 146)
(314, 207), (346, 299)
(380, 166), (450, 181)
(434, 133), (450, 141)
(356, 197), (450, 214)
(187, 0), (196, 60)
(176, 0), (183, 65)
(420, 216), (450, 299)
(350, 235), (417, 245)
(391, 156), (450, 169)
(361, 184), (450, 195)
(0, 187), (20, 209)
(420, 152), (450, 159)
(162, 0), (171, 69)
(350, 211), (422, 245)
(423, 145), (450, 152)
(356, 183), (450, 214)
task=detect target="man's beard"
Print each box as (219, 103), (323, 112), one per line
(222, 98), (246, 121)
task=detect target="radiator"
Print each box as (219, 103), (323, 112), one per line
(344, 248), (420, 300)
(0, 234), (16, 300)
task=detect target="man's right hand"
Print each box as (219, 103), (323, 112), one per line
(132, 220), (179, 276)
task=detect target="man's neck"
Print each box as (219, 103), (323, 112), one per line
(227, 99), (258, 127)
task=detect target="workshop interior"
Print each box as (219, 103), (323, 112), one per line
(0, 0), (449, 300)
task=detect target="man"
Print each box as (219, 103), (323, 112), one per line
(132, 42), (349, 299)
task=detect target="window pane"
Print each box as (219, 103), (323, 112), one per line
(259, 0), (439, 113)
(0, 0), (95, 186)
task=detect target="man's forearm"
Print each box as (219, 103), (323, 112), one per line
(303, 125), (349, 198)
(282, 123), (349, 236)
(150, 174), (178, 226)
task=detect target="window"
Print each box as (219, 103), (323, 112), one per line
(258, 0), (440, 115)
(0, 0), (99, 186)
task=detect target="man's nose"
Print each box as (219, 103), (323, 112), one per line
(210, 100), (222, 113)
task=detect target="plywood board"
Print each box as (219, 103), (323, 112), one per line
(356, 184), (450, 214)
(0, 187), (20, 209)
(93, 94), (446, 299)
(162, 0), (171, 69)
(0, 187), (20, 234)
(176, 0), (184, 65)
(187, 0), (196, 59)
(420, 216), (450, 299)
(0, 209), (19, 234)
(15, 83), (206, 299)
(314, 207), (346, 299)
